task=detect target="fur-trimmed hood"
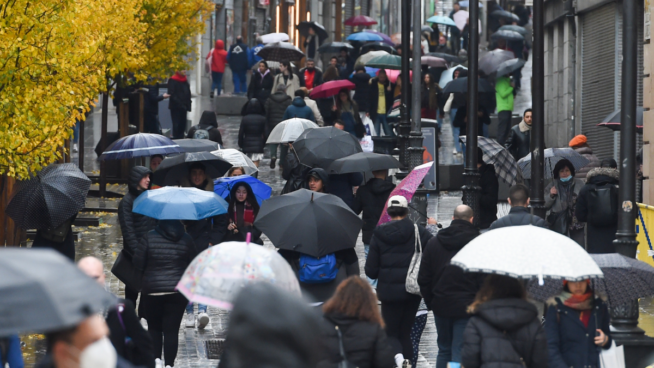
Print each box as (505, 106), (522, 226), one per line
(585, 167), (619, 184)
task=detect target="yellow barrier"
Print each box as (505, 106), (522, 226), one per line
(636, 203), (654, 268)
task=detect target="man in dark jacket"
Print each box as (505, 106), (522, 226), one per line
(350, 66), (371, 116)
(505, 108), (532, 161)
(418, 205), (482, 368)
(265, 84), (293, 169)
(299, 59), (323, 92)
(282, 90), (316, 121)
(329, 172), (364, 210)
(489, 184), (548, 229)
(474, 148), (499, 230)
(227, 36), (250, 95)
(186, 110), (224, 146)
(143, 83), (169, 134)
(118, 166), (157, 307)
(435, 35), (453, 55)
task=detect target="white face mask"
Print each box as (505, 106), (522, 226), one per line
(78, 337), (117, 368)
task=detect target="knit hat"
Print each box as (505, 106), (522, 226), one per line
(569, 135), (587, 147)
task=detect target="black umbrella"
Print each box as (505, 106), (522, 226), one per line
(360, 42), (397, 55)
(297, 21), (329, 43)
(442, 77), (494, 94)
(6, 163), (91, 230)
(479, 49), (515, 75)
(254, 189), (362, 258)
(293, 127), (363, 168)
(421, 25), (434, 33)
(172, 139), (221, 153)
(427, 52), (461, 63)
(0, 248), (115, 336)
(327, 152), (402, 174)
(495, 58), (526, 78)
(152, 152), (233, 186)
(318, 41), (353, 54)
(599, 107), (644, 127)
(498, 25), (528, 35)
(491, 10), (520, 23)
(256, 42), (305, 62)
(491, 30), (524, 42)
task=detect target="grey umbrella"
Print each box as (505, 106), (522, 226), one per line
(491, 30), (524, 42)
(478, 49), (515, 75)
(498, 25), (528, 35)
(495, 58), (526, 78)
(517, 148), (590, 180)
(173, 139), (221, 153)
(0, 248), (115, 336)
(326, 152), (402, 174)
(491, 10), (520, 23)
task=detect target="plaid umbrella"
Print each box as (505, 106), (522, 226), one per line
(460, 136), (518, 185)
(256, 42), (305, 62)
(518, 147), (590, 180)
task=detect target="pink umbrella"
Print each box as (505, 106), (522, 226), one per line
(344, 15), (378, 27)
(377, 161), (434, 226)
(421, 56), (448, 68)
(309, 80), (355, 99)
(379, 69), (413, 83)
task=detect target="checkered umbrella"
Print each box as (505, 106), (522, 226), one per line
(256, 42), (305, 62)
(517, 147), (590, 180)
(460, 136), (518, 185)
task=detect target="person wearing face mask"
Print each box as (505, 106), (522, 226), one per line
(225, 182), (262, 244)
(545, 159), (585, 245)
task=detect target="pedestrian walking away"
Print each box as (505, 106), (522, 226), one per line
(247, 61), (274, 105)
(167, 71), (192, 139)
(568, 135), (601, 180)
(545, 159), (585, 245)
(300, 87), (324, 126)
(505, 108), (532, 161)
(495, 75), (514, 146)
(489, 184), (548, 229)
(206, 39), (228, 97)
(283, 90), (316, 122)
(239, 99), (267, 167)
(474, 148), (499, 230)
(248, 36), (265, 67)
(266, 84), (293, 169)
(227, 36), (250, 95)
(187, 110), (224, 146)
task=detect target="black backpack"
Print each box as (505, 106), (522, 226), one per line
(587, 183), (619, 227)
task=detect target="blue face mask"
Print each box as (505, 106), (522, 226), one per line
(560, 176), (572, 182)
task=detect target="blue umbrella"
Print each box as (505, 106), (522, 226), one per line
(133, 187), (228, 220)
(458, 1), (483, 7)
(346, 32), (383, 42)
(214, 175), (272, 205)
(350, 66), (379, 78)
(100, 133), (182, 160)
(426, 15), (457, 27)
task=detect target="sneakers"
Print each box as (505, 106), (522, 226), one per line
(401, 359), (411, 368)
(185, 313), (195, 328)
(155, 358), (163, 368)
(73, 143), (78, 153)
(270, 157), (276, 169)
(452, 148), (457, 155)
(197, 312), (210, 329)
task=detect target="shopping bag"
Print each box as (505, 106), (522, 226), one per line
(599, 341), (625, 368)
(359, 135), (374, 153)
(363, 115), (377, 137)
(205, 49), (213, 74)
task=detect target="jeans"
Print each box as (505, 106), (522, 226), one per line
(436, 109), (443, 130)
(211, 71), (223, 95)
(434, 315), (470, 368)
(450, 108), (462, 153)
(363, 244), (378, 288)
(232, 71), (247, 94)
(186, 303), (207, 314)
(497, 110), (513, 146)
(482, 123), (489, 138)
(374, 114), (393, 136)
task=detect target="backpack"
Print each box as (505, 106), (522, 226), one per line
(587, 183), (619, 227)
(298, 253), (338, 284)
(193, 125), (214, 140)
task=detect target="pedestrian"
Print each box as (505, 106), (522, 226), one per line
(568, 135), (601, 180)
(265, 84), (293, 169)
(329, 56), (338, 69)
(475, 148), (498, 231)
(338, 56), (351, 80)
(448, 2), (461, 54)
(545, 280), (612, 368)
(365, 196), (434, 367)
(299, 58), (323, 92)
(435, 35), (453, 55)
(133, 220), (198, 368)
(495, 75), (514, 145)
(574, 159), (619, 254)
(454, 103), (491, 139)
(227, 36), (249, 95)
(0, 335), (24, 368)
(224, 182), (262, 244)
(282, 143), (310, 194)
(186, 111), (224, 146)
(368, 69), (395, 136)
(117, 166), (157, 307)
(282, 89), (316, 122)
(150, 155), (163, 172)
(247, 60), (274, 105)
(545, 159), (585, 245)
(319, 65), (341, 125)
(319, 276), (396, 368)
(77, 257), (154, 368)
(31, 213), (77, 261)
(206, 39), (227, 98)
(272, 60), (301, 98)
(331, 88), (365, 138)
(227, 166), (245, 177)
(329, 171), (364, 211)
(489, 184), (548, 229)
(421, 73), (442, 125)
(238, 98), (267, 167)
(417, 205), (482, 368)
(143, 83), (169, 134)
(299, 87), (324, 126)
(461, 19), (470, 51)
(505, 108), (532, 161)
(339, 47), (354, 76)
(443, 67), (466, 155)
(248, 36), (265, 67)
(167, 71), (192, 139)
(305, 168), (330, 193)
(350, 66), (372, 121)
(304, 27), (322, 61)
(461, 275), (548, 368)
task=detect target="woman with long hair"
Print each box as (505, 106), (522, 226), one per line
(225, 182), (262, 244)
(331, 88), (365, 138)
(421, 73), (442, 126)
(318, 66), (341, 126)
(247, 60), (274, 104)
(271, 60), (300, 98)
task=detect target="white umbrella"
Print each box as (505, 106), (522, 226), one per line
(439, 66), (468, 87)
(266, 118), (319, 144)
(355, 50), (390, 68)
(453, 10), (469, 31)
(211, 148), (258, 175)
(261, 32), (290, 44)
(451, 226), (603, 284)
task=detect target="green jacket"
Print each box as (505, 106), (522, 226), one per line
(495, 77), (514, 112)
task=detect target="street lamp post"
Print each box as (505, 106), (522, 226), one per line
(408, 0), (424, 171)
(398, 0), (412, 169)
(530, 0), (546, 219)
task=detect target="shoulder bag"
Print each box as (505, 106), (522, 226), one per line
(335, 325), (357, 368)
(405, 224), (423, 295)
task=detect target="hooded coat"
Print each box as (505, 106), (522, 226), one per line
(488, 206), (548, 230)
(207, 40), (227, 73)
(461, 299), (549, 368)
(186, 111), (224, 146)
(328, 173), (363, 210)
(350, 72), (372, 112)
(283, 97), (316, 122)
(282, 148), (310, 194)
(575, 167), (619, 254)
(179, 177), (229, 249)
(305, 168), (330, 193)
(365, 218), (433, 303)
(118, 166), (157, 256)
(247, 69), (274, 104)
(418, 219), (482, 318)
(238, 99), (267, 154)
(572, 146), (601, 180)
(265, 92), (293, 132)
(167, 76), (192, 112)
(351, 178), (396, 244)
(106, 299), (155, 368)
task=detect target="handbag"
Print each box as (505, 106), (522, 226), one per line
(205, 49), (213, 74)
(405, 224), (422, 295)
(111, 249), (142, 291)
(443, 93), (454, 113)
(335, 326), (357, 368)
(547, 210), (570, 235)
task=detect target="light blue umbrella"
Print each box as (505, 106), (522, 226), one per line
(346, 32), (383, 42)
(458, 1), (483, 7)
(426, 15), (457, 27)
(214, 175), (272, 205)
(133, 187), (229, 220)
(350, 67), (380, 78)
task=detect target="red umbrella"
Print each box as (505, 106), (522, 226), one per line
(344, 15), (378, 27)
(309, 80), (355, 99)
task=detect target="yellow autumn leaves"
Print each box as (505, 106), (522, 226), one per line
(0, 0), (212, 179)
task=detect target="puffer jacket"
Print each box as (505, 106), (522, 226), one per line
(365, 218), (433, 302)
(575, 167), (620, 254)
(489, 206), (548, 230)
(133, 220), (198, 294)
(238, 99), (267, 153)
(265, 92), (293, 132)
(461, 298), (548, 368)
(118, 166), (157, 256)
(247, 69), (274, 104)
(167, 77), (192, 111)
(283, 97), (316, 122)
(351, 178), (396, 244)
(573, 146), (601, 180)
(350, 72), (371, 112)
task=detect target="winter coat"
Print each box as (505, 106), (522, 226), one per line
(495, 76), (514, 112)
(573, 147), (601, 180)
(247, 70), (274, 104)
(350, 72), (372, 112)
(489, 206), (548, 230)
(272, 72), (301, 98)
(118, 166), (157, 256)
(461, 298), (549, 368)
(106, 299), (154, 368)
(282, 148), (310, 194)
(545, 297), (612, 368)
(575, 167), (619, 254)
(368, 77), (394, 121)
(227, 41), (249, 72)
(167, 78), (192, 111)
(143, 84), (164, 134)
(187, 111), (224, 146)
(283, 97), (316, 122)
(318, 97), (336, 125)
(179, 178), (228, 249)
(331, 101), (365, 138)
(418, 219), (482, 318)
(365, 218), (433, 303)
(477, 163), (499, 229)
(248, 43), (265, 67)
(299, 67), (324, 90)
(0, 335), (24, 368)
(351, 178), (396, 244)
(545, 178), (584, 214)
(238, 99), (267, 154)
(207, 40), (228, 73)
(133, 220), (198, 294)
(265, 92), (293, 132)
(318, 313), (395, 368)
(304, 97), (324, 126)
(31, 214), (77, 261)
(435, 44), (453, 54)
(328, 173), (363, 210)
(505, 123), (531, 161)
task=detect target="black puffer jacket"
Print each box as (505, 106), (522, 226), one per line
(318, 313), (395, 368)
(462, 299), (548, 368)
(351, 178), (396, 244)
(106, 299), (154, 368)
(575, 167), (619, 254)
(265, 92), (293, 132)
(247, 70), (274, 104)
(168, 77), (192, 111)
(118, 166), (157, 256)
(133, 220), (198, 294)
(350, 72), (371, 112)
(489, 206), (548, 230)
(477, 163), (499, 229)
(418, 219), (482, 318)
(187, 111), (224, 146)
(365, 218), (433, 303)
(238, 99), (267, 154)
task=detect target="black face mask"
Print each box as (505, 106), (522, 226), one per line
(307, 66), (315, 71)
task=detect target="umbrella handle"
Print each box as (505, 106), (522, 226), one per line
(246, 232), (251, 245)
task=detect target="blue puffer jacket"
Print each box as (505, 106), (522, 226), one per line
(282, 97), (316, 122)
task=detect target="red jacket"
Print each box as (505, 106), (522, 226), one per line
(207, 40), (228, 73)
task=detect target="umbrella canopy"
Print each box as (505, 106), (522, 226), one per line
(355, 50), (390, 67)
(380, 69), (411, 84)
(309, 80), (355, 99)
(491, 10), (520, 23)
(365, 53), (402, 70)
(177, 241), (301, 310)
(491, 30), (524, 42)
(214, 175), (272, 205)
(318, 41), (354, 54)
(421, 25), (435, 33)
(266, 118), (319, 144)
(378, 161), (434, 225)
(261, 32), (289, 43)
(133, 187), (229, 220)
(427, 52), (462, 63)
(172, 139), (221, 153)
(344, 15), (377, 26)
(363, 30), (395, 46)
(421, 56), (448, 68)
(360, 42), (397, 54)
(460, 136), (518, 185)
(518, 147), (590, 180)
(293, 126), (363, 168)
(254, 189), (362, 257)
(597, 122), (644, 134)
(451, 226), (604, 283)
(152, 152), (233, 186)
(256, 42), (305, 62)
(100, 133), (182, 160)
(426, 15), (457, 27)
(495, 58), (526, 78)
(297, 21), (328, 43)
(351, 66), (380, 78)
(442, 77), (494, 94)
(458, 1), (483, 7)
(453, 10), (469, 31)
(6, 163), (91, 230)
(326, 152), (402, 175)
(439, 66), (467, 86)
(498, 25), (527, 35)
(211, 149), (258, 176)
(479, 49), (515, 75)
(600, 107), (644, 126)
(346, 32), (384, 42)
(0, 248), (116, 336)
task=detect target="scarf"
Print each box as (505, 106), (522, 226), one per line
(258, 69), (270, 79)
(171, 72), (187, 82)
(519, 120), (531, 133)
(558, 290), (593, 327)
(234, 201), (255, 227)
